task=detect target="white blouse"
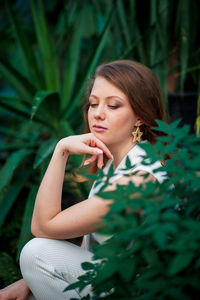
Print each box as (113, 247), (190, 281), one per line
(84, 142), (167, 251)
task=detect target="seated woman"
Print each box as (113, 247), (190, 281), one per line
(0, 60), (167, 299)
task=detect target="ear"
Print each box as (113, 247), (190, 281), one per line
(135, 118), (143, 127)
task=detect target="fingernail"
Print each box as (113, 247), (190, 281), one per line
(83, 161), (90, 166)
(96, 149), (103, 154)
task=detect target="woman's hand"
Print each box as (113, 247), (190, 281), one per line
(56, 133), (113, 168)
(0, 279), (30, 300)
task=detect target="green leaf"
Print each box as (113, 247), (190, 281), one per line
(196, 115), (200, 137)
(63, 280), (82, 292)
(7, 1), (43, 89)
(33, 137), (58, 169)
(0, 95), (53, 128)
(0, 150), (32, 193)
(65, 5), (115, 118)
(0, 95), (31, 119)
(154, 228), (167, 250)
(179, 0), (190, 92)
(95, 260), (117, 284)
(118, 259), (135, 281)
(61, 9), (84, 110)
(0, 171), (31, 226)
(117, 0), (131, 47)
(168, 253), (194, 275)
(155, 119), (170, 132)
(17, 185), (38, 259)
(0, 142), (38, 151)
(31, 90), (57, 120)
(169, 118), (182, 131)
(31, 0), (59, 91)
(30, 91), (62, 129)
(0, 252), (21, 285)
(0, 125), (28, 140)
(142, 248), (159, 266)
(120, 0), (145, 62)
(59, 120), (74, 137)
(81, 262), (95, 270)
(0, 59), (35, 101)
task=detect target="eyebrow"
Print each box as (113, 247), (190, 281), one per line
(89, 94), (125, 101)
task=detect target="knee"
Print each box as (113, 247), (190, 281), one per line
(19, 238), (46, 276)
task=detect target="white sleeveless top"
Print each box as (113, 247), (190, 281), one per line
(84, 142), (167, 251)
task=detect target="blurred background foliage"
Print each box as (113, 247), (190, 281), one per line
(0, 0), (199, 288)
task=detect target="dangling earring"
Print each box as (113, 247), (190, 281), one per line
(132, 126), (143, 143)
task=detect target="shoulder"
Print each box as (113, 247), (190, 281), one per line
(111, 142), (167, 184)
(127, 143), (167, 184)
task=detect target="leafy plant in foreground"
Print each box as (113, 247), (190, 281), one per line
(65, 119), (200, 300)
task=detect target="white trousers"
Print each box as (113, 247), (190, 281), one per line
(20, 238), (93, 300)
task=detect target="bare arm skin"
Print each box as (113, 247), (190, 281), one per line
(0, 279), (30, 300)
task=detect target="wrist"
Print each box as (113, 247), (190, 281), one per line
(55, 140), (69, 158)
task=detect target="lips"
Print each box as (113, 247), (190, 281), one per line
(93, 125), (107, 129)
(93, 125), (107, 132)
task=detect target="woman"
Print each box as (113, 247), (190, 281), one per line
(0, 60), (167, 299)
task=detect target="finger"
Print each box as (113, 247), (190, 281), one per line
(83, 155), (97, 166)
(97, 153), (104, 169)
(83, 144), (103, 156)
(89, 137), (113, 159)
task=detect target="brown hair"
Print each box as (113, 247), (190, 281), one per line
(82, 60), (168, 175)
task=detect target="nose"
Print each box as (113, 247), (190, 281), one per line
(94, 104), (105, 120)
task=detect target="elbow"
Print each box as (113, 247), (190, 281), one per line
(31, 222), (40, 237)
(31, 219), (55, 239)
(31, 220), (45, 238)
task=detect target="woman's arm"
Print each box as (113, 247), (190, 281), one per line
(31, 133), (156, 240)
(31, 133), (113, 239)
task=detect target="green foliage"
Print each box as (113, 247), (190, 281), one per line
(0, 252), (21, 286)
(65, 120), (200, 300)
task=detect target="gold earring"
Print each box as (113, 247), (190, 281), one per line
(132, 126), (143, 143)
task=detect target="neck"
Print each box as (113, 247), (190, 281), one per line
(108, 140), (137, 169)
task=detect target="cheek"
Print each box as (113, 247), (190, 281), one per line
(113, 111), (135, 131)
(87, 111), (92, 127)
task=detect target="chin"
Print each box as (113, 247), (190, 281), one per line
(93, 132), (109, 144)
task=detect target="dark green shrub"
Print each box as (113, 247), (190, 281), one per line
(66, 120), (200, 300)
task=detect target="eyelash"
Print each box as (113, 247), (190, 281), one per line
(89, 104), (119, 109)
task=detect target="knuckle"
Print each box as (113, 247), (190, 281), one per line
(89, 133), (95, 138)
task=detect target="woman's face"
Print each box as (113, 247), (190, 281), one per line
(88, 76), (141, 149)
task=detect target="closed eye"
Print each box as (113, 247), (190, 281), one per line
(89, 103), (98, 107)
(108, 105), (119, 109)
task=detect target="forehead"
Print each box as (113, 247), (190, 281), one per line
(90, 76), (127, 100)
